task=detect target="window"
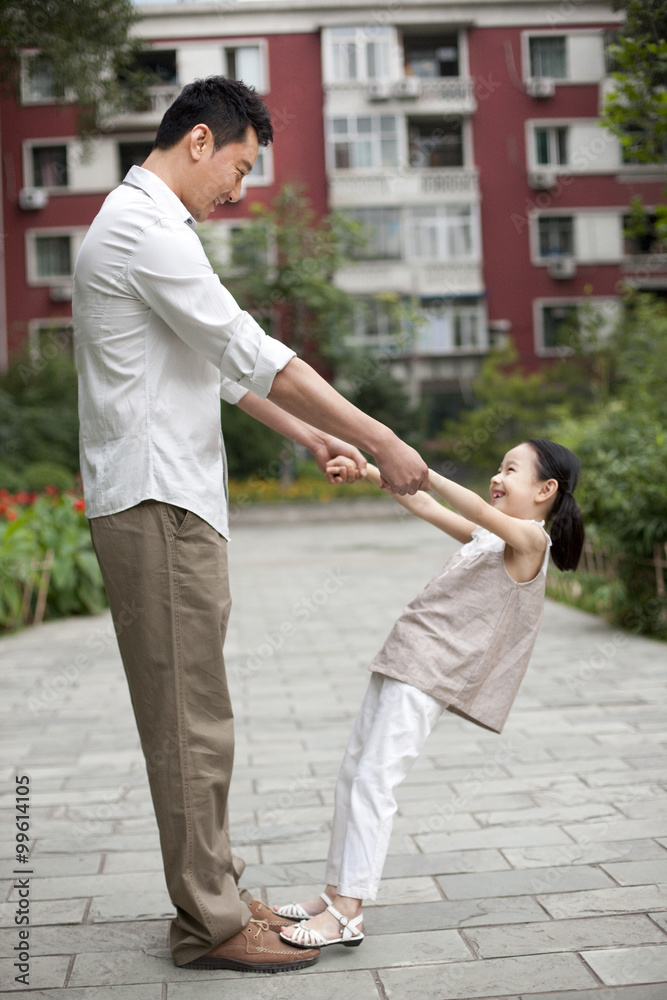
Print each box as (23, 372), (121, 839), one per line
(352, 297), (406, 346)
(224, 45), (265, 90)
(22, 54), (65, 103)
(28, 321), (75, 362)
(118, 141), (154, 179)
(344, 208), (401, 259)
(131, 50), (178, 85)
(329, 116), (398, 170)
(535, 127), (568, 166)
(542, 304), (579, 350)
(538, 216), (574, 257)
(31, 146), (68, 187)
(326, 26), (393, 83)
(417, 301), (483, 353)
(407, 206), (474, 260)
(35, 236), (72, 278)
(409, 118), (463, 168)
(403, 34), (459, 78)
(623, 214), (666, 256)
(529, 36), (567, 78)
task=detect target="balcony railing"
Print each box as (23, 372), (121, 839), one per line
(325, 77), (477, 113)
(329, 168), (479, 208)
(103, 84), (181, 129)
(336, 259), (484, 298)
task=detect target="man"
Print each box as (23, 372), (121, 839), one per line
(74, 76), (428, 973)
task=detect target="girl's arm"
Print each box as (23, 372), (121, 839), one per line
(362, 463), (477, 544)
(428, 468), (545, 556)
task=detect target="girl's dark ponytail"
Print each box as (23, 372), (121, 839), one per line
(528, 439), (585, 572)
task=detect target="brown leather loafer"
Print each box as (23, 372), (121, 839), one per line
(182, 919), (320, 973)
(248, 897), (298, 931)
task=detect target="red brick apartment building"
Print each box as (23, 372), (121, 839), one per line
(1, 0), (665, 423)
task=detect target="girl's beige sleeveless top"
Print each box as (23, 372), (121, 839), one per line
(369, 523), (551, 733)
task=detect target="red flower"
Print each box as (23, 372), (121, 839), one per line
(73, 498), (86, 511)
(44, 485), (59, 497)
(6, 509), (17, 521)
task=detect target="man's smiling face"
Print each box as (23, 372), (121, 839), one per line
(185, 126), (259, 223)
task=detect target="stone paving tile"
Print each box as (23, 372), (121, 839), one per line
(498, 986), (667, 1000)
(0, 919), (167, 956)
(88, 892), (174, 923)
(415, 823), (575, 854)
(166, 969), (381, 1000)
(601, 860), (667, 885)
(437, 865), (616, 900)
(6, 872), (166, 902)
(563, 818), (667, 843)
(537, 883), (667, 919)
(378, 952), (597, 998)
(501, 838), (667, 869)
(0, 954), (71, 991)
(0, 898), (87, 928)
(464, 914), (666, 958)
(581, 943), (667, 986)
(365, 897), (549, 934)
(268, 875), (443, 909)
(7, 990), (162, 1000)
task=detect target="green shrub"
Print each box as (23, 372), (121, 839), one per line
(0, 492), (107, 632)
(21, 462), (78, 494)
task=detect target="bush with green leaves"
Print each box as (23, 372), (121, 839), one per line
(0, 492), (107, 632)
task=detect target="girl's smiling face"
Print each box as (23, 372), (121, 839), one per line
(489, 443), (545, 518)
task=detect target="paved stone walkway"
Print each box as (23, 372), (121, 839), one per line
(1, 503), (666, 998)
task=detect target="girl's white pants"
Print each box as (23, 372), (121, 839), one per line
(324, 673), (445, 900)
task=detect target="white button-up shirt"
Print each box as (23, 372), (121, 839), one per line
(73, 166), (295, 538)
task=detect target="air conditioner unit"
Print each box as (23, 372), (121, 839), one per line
(528, 171), (556, 190)
(392, 77), (420, 99)
(526, 77), (556, 99)
(49, 283), (73, 302)
(367, 80), (391, 101)
(547, 256), (577, 279)
(19, 187), (49, 210)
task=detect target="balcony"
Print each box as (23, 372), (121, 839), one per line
(335, 259), (484, 298)
(102, 85), (181, 130)
(329, 168), (479, 208)
(325, 77), (477, 116)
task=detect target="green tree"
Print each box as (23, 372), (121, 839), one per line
(602, 0), (667, 244)
(0, 0), (146, 137)
(206, 185), (358, 371)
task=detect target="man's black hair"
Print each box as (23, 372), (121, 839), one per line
(154, 76), (273, 151)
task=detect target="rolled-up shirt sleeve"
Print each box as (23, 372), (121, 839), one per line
(128, 217), (295, 398)
(220, 375), (248, 404)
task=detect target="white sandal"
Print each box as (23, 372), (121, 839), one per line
(272, 891), (332, 922)
(279, 902), (364, 949)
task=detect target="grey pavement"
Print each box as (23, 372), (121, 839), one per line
(1, 501), (666, 998)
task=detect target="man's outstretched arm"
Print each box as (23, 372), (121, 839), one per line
(235, 392), (367, 483)
(267, 357), (429, 496)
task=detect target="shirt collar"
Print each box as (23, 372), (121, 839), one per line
(123, 165), (198, 230)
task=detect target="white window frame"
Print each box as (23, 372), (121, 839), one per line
(322, 25), (397, 84)
(25, 228), (88, 287)
(20, 50), (72, 105)
(534, 296), (620, 357)
(526, 118), (622, 174)
(405, 205), (479, 262)
(23, 139), (70, 192)
(326, 114), (400, 172)
(241, 143), (274, 189)
(220, 38), (270, 94)
(416, 299), (488, 355)
(522, 29), (607, 86)
(533, 213), (575, 262)
(27, 318), (75, 362)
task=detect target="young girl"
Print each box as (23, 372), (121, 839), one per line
(275, 438), (584, 951)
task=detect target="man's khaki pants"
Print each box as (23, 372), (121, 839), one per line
(90, 501), (252, 966)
